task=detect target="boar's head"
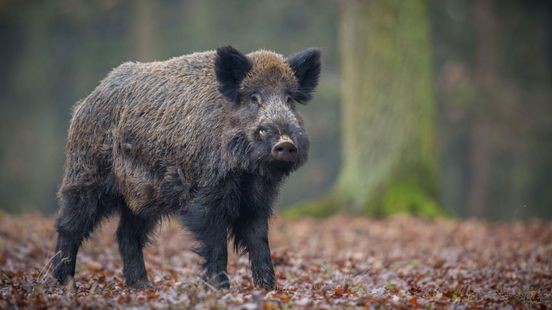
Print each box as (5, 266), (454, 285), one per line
(216, 46), (321, 179)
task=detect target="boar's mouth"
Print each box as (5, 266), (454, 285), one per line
(268, 160), (295, 173)
(249, 154), (297, 178)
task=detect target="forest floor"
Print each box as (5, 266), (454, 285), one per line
(0, 213), (551, 309)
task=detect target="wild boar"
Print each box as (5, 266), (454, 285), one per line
(52, 46), (321, 290)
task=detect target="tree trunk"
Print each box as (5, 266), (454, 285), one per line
(288, 0), (441, 217)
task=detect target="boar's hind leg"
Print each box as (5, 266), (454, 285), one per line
(117, 206), (157, 289)
(232, 215), (275, 290)
(53, 184), (114, 286)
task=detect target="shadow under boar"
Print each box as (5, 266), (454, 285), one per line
(52, 46), (321, 290)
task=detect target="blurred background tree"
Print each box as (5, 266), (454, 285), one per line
(289, 0), (441, 217)
(0, 0), (551, 219)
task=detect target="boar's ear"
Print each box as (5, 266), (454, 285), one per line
(215, 46), (253, 103)
(287, 48), (321, 103)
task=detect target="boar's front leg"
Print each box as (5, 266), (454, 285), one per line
(233, 215), (275, 290)
(180, 192), (230, 289)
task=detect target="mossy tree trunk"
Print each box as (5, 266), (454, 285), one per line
(288, 0), (441, 217)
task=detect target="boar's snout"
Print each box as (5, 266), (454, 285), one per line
(271, 140), (297, 162)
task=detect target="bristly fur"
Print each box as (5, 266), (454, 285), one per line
(51, 46), (321, 291)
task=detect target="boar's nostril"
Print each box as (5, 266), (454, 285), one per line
(271, 141), (298, 162)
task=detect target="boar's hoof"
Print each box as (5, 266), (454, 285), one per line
(60, 276), (77, 291)
(205, 273), (230, 290)
(52, 261), (74, 287)
(127, 280), (153, 289)
(254, 274), (276, 291)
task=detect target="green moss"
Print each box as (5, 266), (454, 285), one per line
(282, 193), (341, 219)
(283, 159), (446, 219)
(362, 182), (445, 218)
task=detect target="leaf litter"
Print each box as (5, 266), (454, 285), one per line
(0, 213), (550, 308)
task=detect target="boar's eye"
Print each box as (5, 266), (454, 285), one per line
(258, 128), (268, 139)
(250, 94), (261, 104)
(285, 95), (292, 104)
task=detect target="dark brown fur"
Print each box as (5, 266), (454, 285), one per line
(52, 47), (321, 290)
